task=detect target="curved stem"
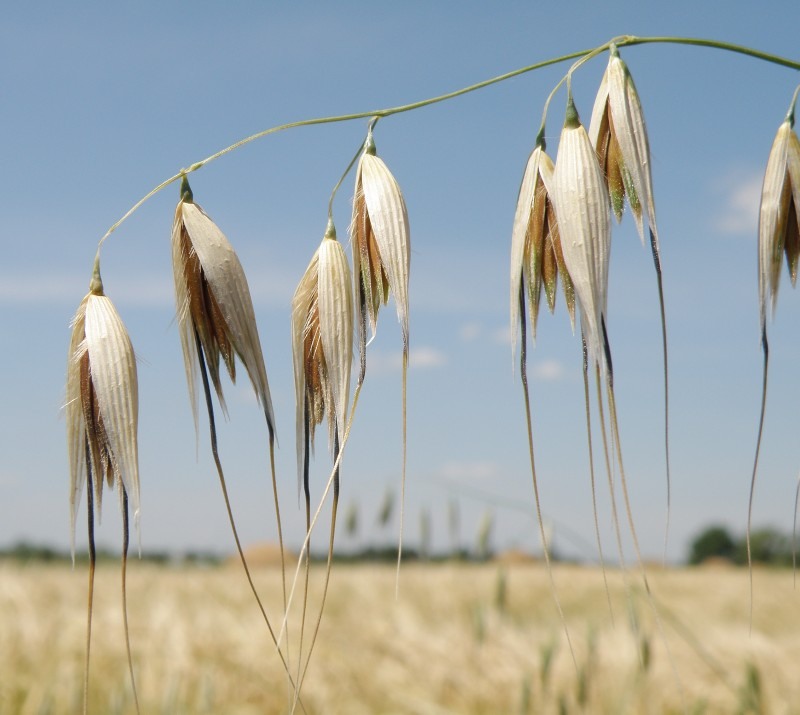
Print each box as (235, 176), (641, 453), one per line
(194, 329), (306, 713)
(581, 336), (614, 624)
(616, 35), (800, 70)
(518, 288), (577, 670)
(328, 136), (371, 220)
(120, 488), (140, 715)
(747, 326), (769, 630)
(96, 46), (598, 248)
(96, 36), (800, 249)
(83, 443), (95, 715)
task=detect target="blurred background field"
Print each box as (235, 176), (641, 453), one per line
(2, 558), (799, 715)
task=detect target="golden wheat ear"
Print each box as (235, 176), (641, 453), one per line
(66, 257), (141, 714)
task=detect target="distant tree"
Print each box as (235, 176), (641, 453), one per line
(688, 525), (736, 565)
(735, 528), (792, 566)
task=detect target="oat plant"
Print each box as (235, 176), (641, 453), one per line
(751, 85), (800, 615)
(66, 257), (140, 715)
(67, 35), (800, 709)
(170, 175), (300, 701)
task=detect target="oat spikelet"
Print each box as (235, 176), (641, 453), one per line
(589, 44), (660, 249)
(510, 137), (575, 361)
(758, 113), (800, 330)
(351, 129), (410, 352)
(552, 97), (611, 369)
(589, 44), (673, 560)
(292, 221), (354, 492)
(66, 258), (140, 551)
(171, 176), (276, 435)
(351, 126), (411, 587)
(750, 94), (800, 623)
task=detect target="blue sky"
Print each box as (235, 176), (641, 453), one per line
(3, 1), (800, 564)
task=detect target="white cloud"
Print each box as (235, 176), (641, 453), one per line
(365, 346), (447, 374)
(711, 172), (761, 236)
(492, 326), (512, 345)
(459, 322), (482, 341)
(531, 359), (565, 381)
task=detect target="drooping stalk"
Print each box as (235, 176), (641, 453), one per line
(194, 329), (305, 712)
(265, 420), (289, 669)
(581, 336), (614, 623)
(296, 429), (341, 710)
(747, 326), (770, 625)
(518, 289), (576, 669)
(599, 320), (681, 696)
(649, 228), (671, 564)
(279, 382), (364, 711)
(83, 442), (95, 715)
(120, 487), (140, 715)
(793, 471), (800, 588)
(594, 360), (625, 573)
(295, 399), (312, 702)
(600, 319), (649, 593)
(395, 344), (408, 596)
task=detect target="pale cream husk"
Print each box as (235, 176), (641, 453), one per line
(172, 198), (275, 432)
(352, 150), (410, 347)
(589, 52), (660, 254)
(67, 291), (140, 549)
(552, 120), (611, 367)
(291, 236), (353, 490)
(758, 119), (800, 328)
(510, 145), (575, 361)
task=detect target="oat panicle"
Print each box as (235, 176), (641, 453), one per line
(351, 128), (410, 354)
(66, 258), (140, 550)
(171, 176), (276, 434)
(510, 137), (575, 360)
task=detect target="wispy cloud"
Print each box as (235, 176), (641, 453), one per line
(458, 321), (511, 346)
(459, 322), (482, 341)
(0, 261), (296, 310)
(531, 359), (566, 381)
(436, 460), (501, 482)
(711, 171), (761, 236)
(365, 346), (447, 375)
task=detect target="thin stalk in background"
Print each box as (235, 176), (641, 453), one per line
(194, 329), (305, 713)
(599, 321), (682, 703)
(295, 429), (341, 713)
(581, 336), (614, 623)
(649, 228), (671, 565)
(120, 487), (140, 715)
(279, 382), (365, 709)
(295, 398), (312, 710)
(518, 289), (576, 669)
(747, 327), (769, 627)
(83, 447), (95, 715)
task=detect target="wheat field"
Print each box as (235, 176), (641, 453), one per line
(2, 560), (799, 714)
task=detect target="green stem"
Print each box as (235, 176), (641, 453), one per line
(328, 137), (370, 220)
(617, 35), (800, 70)
(96, 35), (800, 249)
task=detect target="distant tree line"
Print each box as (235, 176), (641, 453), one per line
(688, 525), (796, 566)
